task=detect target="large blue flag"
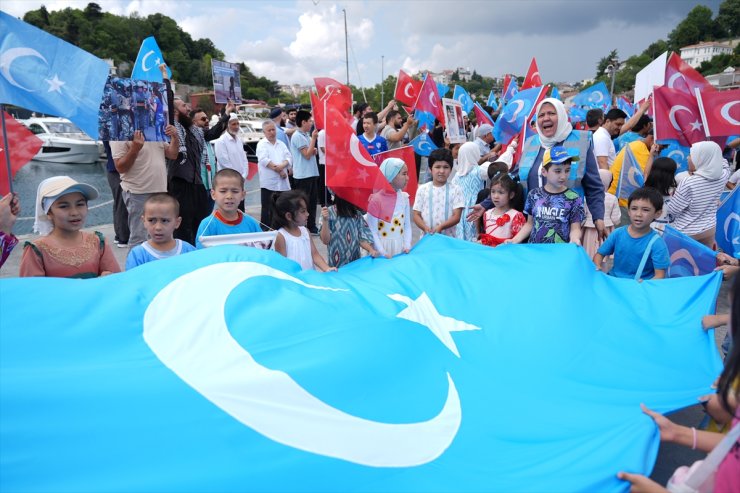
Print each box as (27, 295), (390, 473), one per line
(493, 86), (545, 145)
(616, 145), (645, 200)
(659, 140), (690, 174)
(452, 85), (473, 114)
(0, 237), (723, 492)
(131, 36), (172, 82)
(662, 225), (718, 277)
(0, 11), (109, 138)
(716, 187), (740, 258)
(486, 90), (498, 111)
(572, 81), (611, 110)
(410, 132), (438, 156)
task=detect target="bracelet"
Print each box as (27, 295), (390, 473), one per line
(691, 427), (697, 450)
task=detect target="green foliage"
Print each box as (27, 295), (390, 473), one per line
(667, 5), (722, 52)
(595, 49), (619, 80)
(716, 0), (740, 37)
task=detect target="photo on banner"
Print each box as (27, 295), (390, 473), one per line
(442, 98), (466, 144)
(211, 59), (242, 104)
(98, 76), (169, 142)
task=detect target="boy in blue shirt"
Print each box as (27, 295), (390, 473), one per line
(195, 169), (260, 248)
(358, 112), (388, 156)
(594, 187), (669, 280)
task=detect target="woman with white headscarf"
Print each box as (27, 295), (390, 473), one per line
(668, 141), (731, 248)
(468, 98), (607, 240)
(451, 142), (486, 241)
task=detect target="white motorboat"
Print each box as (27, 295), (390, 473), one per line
(22, 117), (103, 164)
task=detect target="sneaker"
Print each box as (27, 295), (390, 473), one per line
(116, 242), (128, 248)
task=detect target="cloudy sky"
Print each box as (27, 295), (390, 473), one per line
(2, 0), (723, 86)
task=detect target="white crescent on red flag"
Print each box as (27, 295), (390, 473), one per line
(394, 70), (422, 107)
(371, 145), (418, 206)
(313, 77), (352, 118)
(521, 58), (542, 90)
(664, 53), (715, 96)
(653, 86), (705, 147)
(0, 111), (43, 195)
(694, 88), (740, 138)
(412, 74), (443, 123)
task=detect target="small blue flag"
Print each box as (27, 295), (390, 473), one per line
(452, 85), (473, 114)
(410, 132), (438, 156)
(0, 11), (110, 138)
(617, 97), (634, 118)
(614, 131), (641, 154)
(502, 78), (518, 105)
(568, 106), (587, 124)
(131, 36), (172, 82)
(572, 82), (610, 110)
(414, 109), (436, 131)
(436, 81), (449, 98)
(716, 187), (740, 259)
(493, 86), (545, 144)
(659, 141), (690, 174)
(0, 237), (723, 492)
(616, 145), (645, 200)
(662, 225), (718, 277)
(551, 86), (560, 100)
(486, 90), (498, 111)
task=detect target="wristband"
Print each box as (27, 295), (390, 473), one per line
(691, 427), (697, 450)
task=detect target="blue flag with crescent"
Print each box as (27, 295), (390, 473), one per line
(0, 237), (723, 492)
(502, 78), (518, 104)
(662, 225), (718, 277)
(414, 109), (435, 132)
(568, 106), (587, 123)
(0, 11), (110, 138)
(616, 145), (645, 200)
(493, 86), (544, 145)
(572, 81), (610, 110)
(486, 90), (498, 111)
(551, 86), (560, 100)
(617, 97), (634, 118)
(452, 85), (473, 114)
(131, 36), (172, 82)
(436, 81), (449, 98)
(410, 132), (438, 157)
(659, 140), (690, 174)
(716, 187), (740, 258)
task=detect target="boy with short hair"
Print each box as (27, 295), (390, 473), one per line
(358, 112), (388, 156)
(594, 187), (669, 280)
(413, 148), (464, 237)
(195, 169), (260, 248)
(125, 193), (195, 270)
(509, 146), (585, 244)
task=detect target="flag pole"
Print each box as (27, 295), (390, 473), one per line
(0, 105), (14, 195)
(323, 97), (328, 207)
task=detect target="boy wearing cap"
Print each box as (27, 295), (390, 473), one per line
(508, 146), (585, 244)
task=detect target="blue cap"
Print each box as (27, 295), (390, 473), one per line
(543, 146), (579, 166)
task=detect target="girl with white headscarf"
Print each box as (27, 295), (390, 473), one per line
(451, 142), (486, 241)
(668, 141), (731, 247)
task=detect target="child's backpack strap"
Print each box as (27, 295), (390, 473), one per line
(94, 231), (105, 252)
(634, 233), (660, 281)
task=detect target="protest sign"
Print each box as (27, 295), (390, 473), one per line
(634, 52), (667, 103)
(211, 59), (242, 104)
(442, 98), (466, 144)
(98, 77), (169, 142)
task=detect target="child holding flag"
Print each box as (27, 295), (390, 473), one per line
(366, 158), (412, 258)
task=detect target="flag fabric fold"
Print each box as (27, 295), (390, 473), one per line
(694, 88), (740, 138)
(493, 86), (547, 145)
(0, 11), (110, 138)
(413, 74), (443, 123)
(131, 36), (172, 82)
(452, 85), (474, 114)
(617, 96), (634, 118)
(616, 145), (645, 200)
(653, 86), (705, 147)
(473, 102), (494, 127)
(662, 225), (718, 277)
(571, 82), (610, 110)
(0, 111), (43, 195)
(0, 237), (723, 492)
(410, 132), (438, 157)
(314, 77), (352, 117)
(715, 188), (739, 259)
(502, 76), (518, 105)
(664, 52), (715, 96)
(521, 57), (543, 90)
(486, 90), (498, 110)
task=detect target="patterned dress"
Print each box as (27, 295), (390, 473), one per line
(451, 172), (484, 241)
(319, 207), (374, 268)
(366, 192), (412, 257)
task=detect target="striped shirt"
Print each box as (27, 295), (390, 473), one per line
(668, 162), (731, 235)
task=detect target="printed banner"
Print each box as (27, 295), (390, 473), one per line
(211, 59), (242, 104)
(98, 77), (170, 142)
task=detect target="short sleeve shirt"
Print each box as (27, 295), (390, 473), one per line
(593, 126), (616, 166)
(597, 226), (670, 280)
(358, 134), (388, 156)
(290, 130), (318, 179)
(413, 182), (464, 237)
(524, 187), (585, 243)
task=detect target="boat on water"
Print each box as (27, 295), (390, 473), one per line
(22, 117), (103, 164)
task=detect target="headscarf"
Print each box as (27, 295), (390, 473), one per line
(456, 142), (480, 177)
(33, 176), (98, 236)
(689, 141), (725, 180)
(535, 98), (572, 149)
(379, 158), (405, 184)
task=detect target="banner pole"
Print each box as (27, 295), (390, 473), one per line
(0, 105), (14, 195)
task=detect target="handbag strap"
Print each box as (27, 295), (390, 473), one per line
(634, 233), (660, 281)
(684, 421), (740, 491)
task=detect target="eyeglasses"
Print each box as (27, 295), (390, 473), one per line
(198, 117), (208, 121)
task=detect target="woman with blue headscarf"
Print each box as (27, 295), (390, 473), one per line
(366, 158), (412, 258)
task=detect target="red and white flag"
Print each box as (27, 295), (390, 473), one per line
(371, 145), (418, 206)
(412, 73), (443, 123)
(695, 88), (740, 138)
(664, 52), (715, 96)
(313, 77), (352, 117)
(309, 89), (325, 130)
(653, 86), (705, 147)
(394, 70), (422, 106)
(473, 103), (494, 127)
(521, 58), (543, 90)
(324, 107), (397, 221)
(0, 111), (43, 195)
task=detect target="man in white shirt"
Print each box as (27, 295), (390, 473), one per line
(214, 114), (248, 179)
(256, 119), (291, 229)
(593, 108), (627, 169)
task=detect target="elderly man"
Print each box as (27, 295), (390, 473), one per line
(214, 114), (248, 178)
(269, 107), (291, 148)
(256, 119), (291, 229)
(474, 124), (499, 164)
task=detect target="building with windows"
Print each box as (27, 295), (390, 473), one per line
(680, 40), (736, 68)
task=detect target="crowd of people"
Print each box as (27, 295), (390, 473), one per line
(0, 75), (738, 489)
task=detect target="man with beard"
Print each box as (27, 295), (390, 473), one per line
(168, 96), (234, 244)
(380, 110), (416, 150)
(214, 114), (249, 211)
(285, 108), (298, 140)
(191, 107), (217, 194)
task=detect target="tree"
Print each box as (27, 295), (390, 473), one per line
(83, 3), (103, 22)
(667, 5), (718, 51)
(716, 0), (740, 37)
(595, 49), (618, 80)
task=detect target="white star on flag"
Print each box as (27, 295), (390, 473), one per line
(356, 168), (369, 182)
(45, 74), (65, 93)
(689, 120), (703, 131)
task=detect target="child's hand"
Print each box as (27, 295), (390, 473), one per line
(369, 249), (380, 258)
(570, 238), (581, 246)
(616, 472), (666, 493)
(403, 247), (410, 254)
(432, 225), (444, 234)
(385, 253), (393, 259)
(324, 267), (337, 272)
(321, 207), (329, 219)
(466, 204), (485, 222)
(702, 314), (726, 330)
(503, 239), (514, 245)
(100, 271), (114, 277)
(640, 404), (681, 442)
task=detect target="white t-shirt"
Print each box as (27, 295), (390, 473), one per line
(317, 129), (326, 165)
(413, 182), (464, 237)
(593, 126), (616, 166)
(729, 169), (740, 185)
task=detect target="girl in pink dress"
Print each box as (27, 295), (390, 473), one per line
(479, 173), (525, 247)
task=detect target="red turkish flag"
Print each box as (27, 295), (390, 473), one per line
(695, 88), (740, 137)
(0, 112), (43, 195)
(394, 70), (422, 106)
(324, 107), (397, 220)
(313, 77), (352, 118)
(371, 145), (418, 206)
(664, 52), (715, 96)
(412, 73), (443, 123)
(521, 58), (543, 90)
(653, 86), (705, 147)
(473, 103), (494, 127)
(309, 90), (325, 130)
